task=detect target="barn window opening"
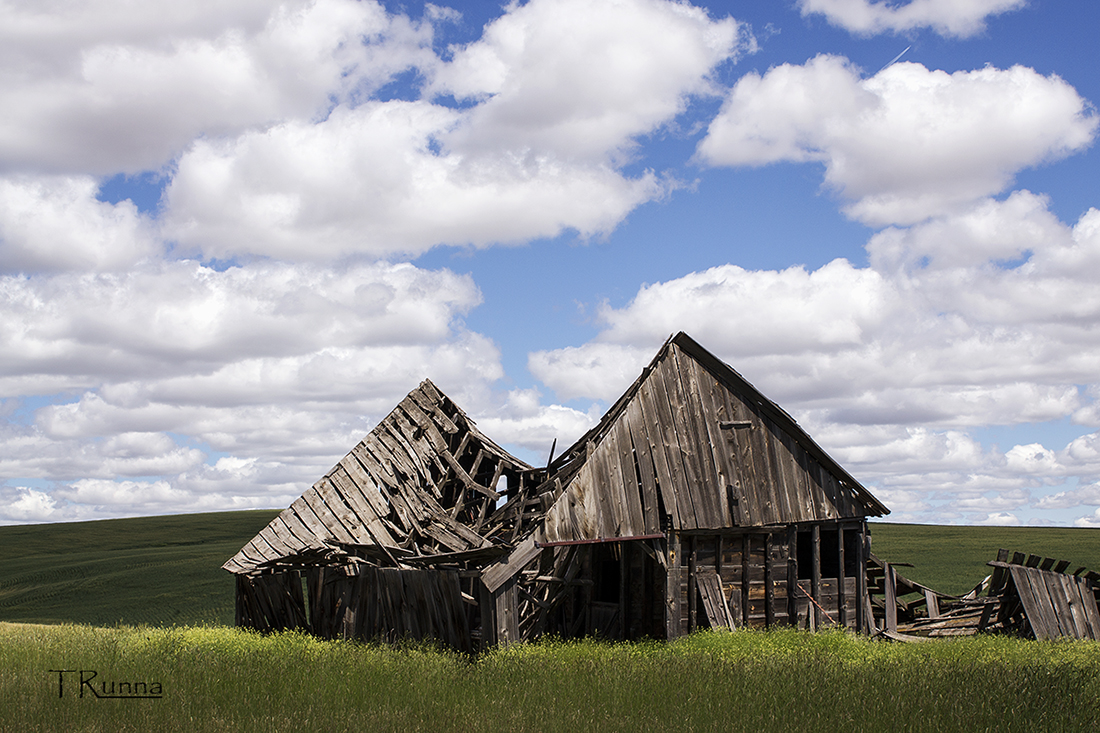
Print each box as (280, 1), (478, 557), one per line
(821, 530), (840, 578)
(844, 530), (860, 577)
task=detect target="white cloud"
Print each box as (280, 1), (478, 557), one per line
(0, 175), (160, 273)
(975, 511), (1021, 526)
(797, 0), (1026, 38)
(431, 0), (746, 161)
(527, 193), (1100, 524)
(159, 0), (747, 261)
(473, 387), (599, 457)
(697, 56), (1097, 226)
(1037, 482), (1100, 510)
(162, 101), (666, 260)
(0, 0), (432, 175)
(0, 260), (482, 392)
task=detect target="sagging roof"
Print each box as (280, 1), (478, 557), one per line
(227, 333), (889, 578)
(539, 332), (888, 542)
(224, 379), (533, 575)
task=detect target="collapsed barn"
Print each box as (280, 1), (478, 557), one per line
(226, 332), (896, 649)
(874, 549), (1100, 641)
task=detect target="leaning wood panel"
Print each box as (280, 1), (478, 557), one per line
(624, 398), (662, 533)
(648, 361), (700, 529)
(671, 348), (724, 528)
(635, 381), (682, 528)
(611, 416), (647, 536)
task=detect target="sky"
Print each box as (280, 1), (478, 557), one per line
(1, 0), (1098, 528)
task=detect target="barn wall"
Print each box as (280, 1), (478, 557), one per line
(666, 520), (868, 635)
(307, 565), (473, 652)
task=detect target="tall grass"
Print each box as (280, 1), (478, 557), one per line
(4, 622), (1099, 732)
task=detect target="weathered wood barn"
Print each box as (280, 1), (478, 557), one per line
(226, 332), (890, 649)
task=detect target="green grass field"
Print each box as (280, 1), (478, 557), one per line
(869, 522), (1100, 596)
(3, 623), (1099, 732)
(3, 511), (1100, 626)
(0, 510), (279, 627)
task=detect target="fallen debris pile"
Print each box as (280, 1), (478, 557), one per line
(872, 549), (1100, 641)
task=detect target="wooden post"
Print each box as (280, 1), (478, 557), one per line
(855, 522), (866, 634)
(741, 533), (751, 628)
(787, 526), (798, 627)
(811, 524), (822, 629)
(764, 532), (774, 628)
(837, 524), (847, 628)
(687, 536), (697, 632)
(884, 564), (897, 634)
(666, 532), (681, 639)
(479, 578), (496, 650)
(619, 541), (628, 640)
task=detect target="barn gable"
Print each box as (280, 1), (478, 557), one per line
(539, 332), (887, 544)
(224, 379), (532, 576)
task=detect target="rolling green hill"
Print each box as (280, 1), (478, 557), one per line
(0, 510), (280, 627)
(3, 511), (1100, 626)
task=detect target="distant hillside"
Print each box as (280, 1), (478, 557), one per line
(0, 510), (280, 627)
(3, 511), (1100, 626)
(870, 521), (1100, 596)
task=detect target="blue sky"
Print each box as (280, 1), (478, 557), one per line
(1, 0), (1099, 527)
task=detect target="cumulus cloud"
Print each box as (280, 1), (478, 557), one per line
(0, 175), (160, 273)
(0, 0), (434, 174)
(431, 0), (746, 160)
(162, 101), (666, 260)
(528, 192), (1100, 524)
(798, 0), (1026, 38)
(159, 0), (746, 261)
(697, 56), (1097, 225)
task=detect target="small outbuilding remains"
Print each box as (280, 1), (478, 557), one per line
(227, 332), (894, 649)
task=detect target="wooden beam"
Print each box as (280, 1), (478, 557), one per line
(665, 532), (681, 640)
(837, 524), (847, 628)
(764, 532), (774, 628)
(811, 524), (822, 630)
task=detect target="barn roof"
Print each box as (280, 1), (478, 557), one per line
(538, 332), (888, 543)
(224, 379), (533, 575)
(227, 333), (888, 577)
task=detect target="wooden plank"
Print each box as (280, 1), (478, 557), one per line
(624, 399), (661, 534)
(924, 589), (940, 619)
(671, 348), (723, 528)
(302, 485), (358, 544)
(482, 536), (541, 594)
(696, 568), (735, 630)
(689, 359), (738, 527)
(884, 563), (898, 634)
(837, 525), (847, 627)
(1011, 567), (1051, 639)
(741, 533), (751, 628)
(328, 465), (396, 547)
(647, 364), (698, 528)
(635, 380), (681, 528)
(288, 495), (334, 545)
(663, 348), (711, 527)
(811, 524), (822, 629)
(315, 477), (371, 544)
(1079, 575), (1100, 638)
(764, 532), (775, 628)
(611, 417), (647, 536)
(666, 532), (682, 639)
(598, 425), (629, 536)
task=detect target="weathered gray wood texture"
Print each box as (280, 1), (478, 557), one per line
(224, 379), (531, 575)
(227, 333), (892, 647)
(541, 333), (887, 543)
(880, 549), (1100, 641)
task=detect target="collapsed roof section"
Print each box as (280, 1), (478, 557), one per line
(223, 379), (533, 575)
